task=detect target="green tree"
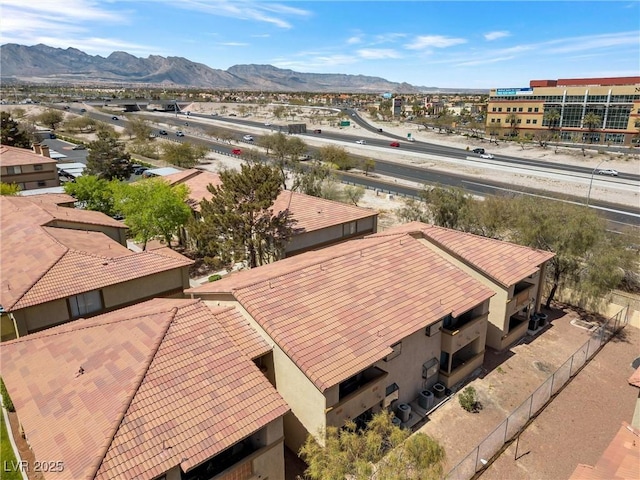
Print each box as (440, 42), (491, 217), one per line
(362, 158), (375, 176)
(35, 109), (64, 130)
(161, 141), (209, 168)
(291, 161), (335, 198)
(318, 145), (354, 170)
(509, 196), (629, 309)
(191, 163), (295, 268)
(1, 112), (32, 147)
(583, 112), (602, 144)
(267, 132), (307, 189)
(64, 115), (97, 133)
(543, 108), (561, 133)
(342, 185), (365, 206)
(114, 178), (191, 249)
(422, 186), (473, 229)
(63, 175), (118, 216)
(124, 116), (152, 141)
(85, 130), (133, 180)
(0, 183), (21, 196)
(299, 410), (445, 480)
(505, 113), (519, 138)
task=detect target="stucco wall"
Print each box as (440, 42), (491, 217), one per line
(373, 328), (442, 404)
(286, 217), (377, 255)
(14, 298), (69, 335)
(252, 438), (286, 480)
(102, 269), (187, 308)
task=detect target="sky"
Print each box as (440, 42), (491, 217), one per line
(1, 0), (639, 89)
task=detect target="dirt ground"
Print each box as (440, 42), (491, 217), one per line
(416, 303), (639, 479)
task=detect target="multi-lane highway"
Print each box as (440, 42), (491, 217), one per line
(61, 103), (640, 229)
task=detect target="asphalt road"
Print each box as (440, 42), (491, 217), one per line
(55, 104), (640, 229)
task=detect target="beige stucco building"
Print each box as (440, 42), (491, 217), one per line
(377, 222), (555, 351)
(188, 232), (494, 451)
(0, 196), (193, 339)
(486, 76), (640, 145)
(0, 144), (60, 190)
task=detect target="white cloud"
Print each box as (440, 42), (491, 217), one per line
(405, 35), (467, 50)
(272, 54), (357, 71)
(347, 36), (363, 45)
(356, 49), (401, 60)
(484, 31), (510, 41)
(217, 42), (249, 47)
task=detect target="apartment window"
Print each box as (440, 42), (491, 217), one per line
(491, 118), (496, 123)
(492, 107), (496, 112)
(496, 118), (501, 123)
(384, 342), (402, 362)
(6, 166), (22, 174)
(534, 107), (539, 112)
(527, 107), (532, 112)
(526, 119), (531, 124)
(68, 290), (103, 318)
(497, 107), (502, 112)
(532, 120), (537, 124)
(37, 181), (46, 187)
(343, 221), (356, 236)
(506, 107), (511, 112)
(517, 119), (522, 124)
(518, 107), (523, 112)
(34, 164), (44, 171)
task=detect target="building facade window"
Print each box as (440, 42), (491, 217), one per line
(526, 119), (531, 124)
(6, 166), (22, 174)
(343, 221), (356, 236)
(605, 105), (632, 129)
(528, 107), (532, 112)
(604, 133), (625, 144)
(37, 181), (46, 187)
(34, 164), (44, 171)
(532, 119), (537, 124)
(68, 290), (103, 318)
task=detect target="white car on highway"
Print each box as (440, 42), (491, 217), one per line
(480, 153), (495, 159)
(243, 135), (254, 141)
(355, 139), (366, 145)
(597, 168), (618, 176)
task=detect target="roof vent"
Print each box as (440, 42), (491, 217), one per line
(75, 366), (84, 377)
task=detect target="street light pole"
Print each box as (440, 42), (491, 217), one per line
(586, 159), (606, 206)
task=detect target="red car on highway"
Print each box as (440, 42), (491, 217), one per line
(389, 141), (400, 147)
(232, 149), (242, 155)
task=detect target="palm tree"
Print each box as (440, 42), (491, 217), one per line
(505, 113), (519, 138)
(543, 108), (561, 131)
(583, 112), (602, 144)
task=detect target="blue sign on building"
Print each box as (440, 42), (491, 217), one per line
(496, 87), (533, 96)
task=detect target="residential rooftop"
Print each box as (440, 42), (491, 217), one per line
(188, 233), (494, 392)
(0, 298), (289, 480)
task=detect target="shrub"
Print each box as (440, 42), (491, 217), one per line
(0, 377), (15, 412)
(208, 274), (222, 282)
(458, 386), (479, 413)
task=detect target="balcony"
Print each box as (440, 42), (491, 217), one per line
(509, 283), (536, 315)
(327, 367), (388, 427)
(441, 313), (488, 354)
(439, 350), (485, 388)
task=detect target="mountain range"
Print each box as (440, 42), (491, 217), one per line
(1, 43), (486, 94)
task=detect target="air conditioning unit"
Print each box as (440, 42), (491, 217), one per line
(422, 358), (439, 379)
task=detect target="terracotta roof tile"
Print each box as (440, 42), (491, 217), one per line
(163, 169), (377, 228)
(0, 299), (288, 480)
(376, 222), (555, 287)
(1, 196), (192, 312)
(628, 366), (640, 388)
(569, 422), (640, 480)
(190, 234), (494, 392)
(0, 144), (57, 166)
(208, 305), (272, 359)
(18, 192), (76, 205)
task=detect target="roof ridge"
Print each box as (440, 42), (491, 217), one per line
(231, 234), (413, 292)
(426, 224), (549, 255)
(91, 306), (180, 479)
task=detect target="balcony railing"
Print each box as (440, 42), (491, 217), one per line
(327, 367), (388, 427)
(439, 351), (485, 388)
(441, 313), (488, 353)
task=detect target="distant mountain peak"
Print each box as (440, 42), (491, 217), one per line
(0, 43), (487, 93)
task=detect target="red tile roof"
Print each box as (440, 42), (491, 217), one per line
(376, 222), (555, 287)
(628, 366), (640, 388)
(209, 305), (272, 359)
(18, 192), (76, 205)
(569, 422), (640, 480)
(163, 169), (377, 230)
(189, 234), (494, 392)
(0, 298), (289, 480)
(0, 144), (57, 166)
(1, 196), (192, 312)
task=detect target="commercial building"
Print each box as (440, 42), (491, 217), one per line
(486, 77), (640, 145)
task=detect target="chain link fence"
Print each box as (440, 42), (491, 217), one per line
(446, 306), (629, 480)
